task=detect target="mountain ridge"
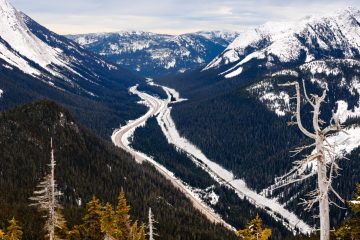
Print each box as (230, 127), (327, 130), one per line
(67, 30), (239, 77)
(0, 0), (147, 137)
(204, 7), (360, 79)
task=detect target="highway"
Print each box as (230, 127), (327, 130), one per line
(111, 85), (235, 231)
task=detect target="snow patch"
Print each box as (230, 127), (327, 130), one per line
(272, 70), (299, 77)
(224, 67), (243, 79)
(154, 84), (312, 234)
(336, 100), (360, 123)
(260, 91), (290, 116)
(300, 61), (342, 76)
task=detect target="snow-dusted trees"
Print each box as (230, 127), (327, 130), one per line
(279, 81), (344, 240)
(30, 138), (66, 240)
(237, 215), (272, 240)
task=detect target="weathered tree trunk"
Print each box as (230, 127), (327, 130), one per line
(279, 80), (343, 240)
(317, 139), (330, 240)
(49, 138), (55, 240)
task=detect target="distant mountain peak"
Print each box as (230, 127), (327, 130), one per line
(204, 6), (360, 78)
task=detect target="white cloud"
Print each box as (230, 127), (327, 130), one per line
(9, 0), (360, 34)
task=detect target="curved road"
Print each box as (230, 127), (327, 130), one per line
(111, 85), (235, 231)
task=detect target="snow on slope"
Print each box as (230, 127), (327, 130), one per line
(205, 22), (294, 70)
(68, 30), (239, 77)
(0, 0), (66, 76)
(205, 7), (360, 78)
(0, 38), (39, 75)
(0, 0), (130, 99)
(149, 82), (312, 234)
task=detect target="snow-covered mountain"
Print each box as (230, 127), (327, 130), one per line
(157, 7), (360, 228)
(0, 0), (144, 136)
(0, 0), (140, 98)
(67, 30), (239, 77)
(205, 7), (360, 79)
(208, 7), (360, 121)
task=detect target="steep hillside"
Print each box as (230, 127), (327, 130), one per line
(0, 0), (146, 137)
(205, 7), (360, 80)
(67, 31), (239, 77)
(156, 7), (360, 229)
(0, 100), (237, 240)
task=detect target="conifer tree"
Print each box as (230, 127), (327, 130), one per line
(79, 196), (103, 239)
(30, 138), (66, 240)
(237, 215), (272, 240)
(99, 192), (146, 240)
(336, 184), (360, 239)
(138, 224), (146, 240)
(67, 227), (81, 240)
(115, 191), (131, 237)
(4, 218), (23, 240)
(100, 203), (116, 238)
(129, 221), (139, 240)
(129, 221), (147, 240)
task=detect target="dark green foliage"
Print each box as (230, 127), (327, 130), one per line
(131, 116), (299, 239)
(132, 117), (216, 189)
(0, 100), (236, 240)
(171, 89), (303, 191)
(155, 58), (360, 231)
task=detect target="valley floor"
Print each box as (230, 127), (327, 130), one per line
(111, 81), (313, 235)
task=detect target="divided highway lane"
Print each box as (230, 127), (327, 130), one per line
(112, 86), (162, 163)
(111, 85), (235, 231)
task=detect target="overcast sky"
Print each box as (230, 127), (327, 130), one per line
(10, 0), (360, 35)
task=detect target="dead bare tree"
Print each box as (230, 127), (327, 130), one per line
(148, 208), (157, 240)
(30, 138), (66, 240)
(278, 80), (344, 240)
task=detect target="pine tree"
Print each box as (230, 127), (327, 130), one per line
(335, 184), (360, 239)
(79, 196), (104, 239)
(113, 191), (131, 239)
(129, 221), (139, 240)
(103, 191), (131, 240)
(4, 218), (23, 240)
(237, 215), (272, 240)
(129, 221), (147, 240)
(99, 192), (142, 240)
(100, 203), (116, 238)
(67, 227), (81, 240)
(138, 224), (146, 240)
(29, 138), (66, 240)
